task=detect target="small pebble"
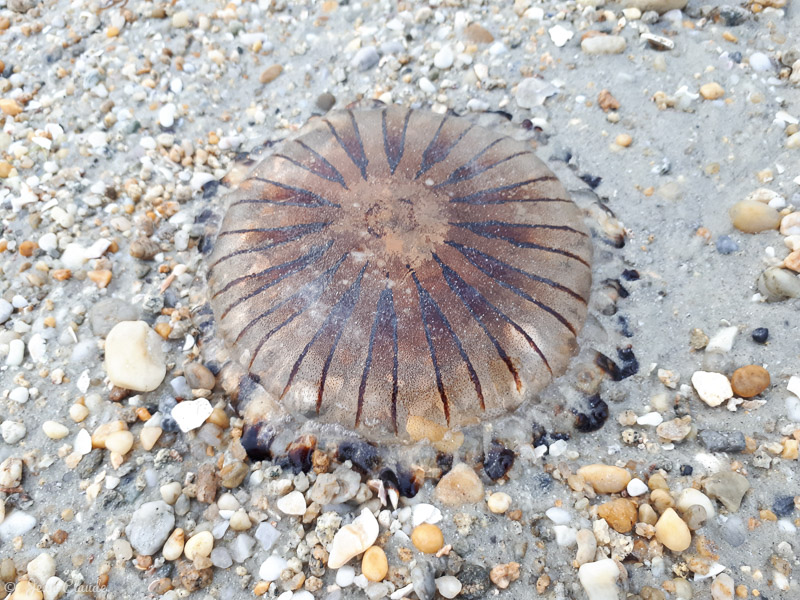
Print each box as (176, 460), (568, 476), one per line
(434, 463), (484, 506)
(730, 365), (770, 397)
(260, 65), (283, 84)
(162, 528), (185, 561)
(715, 235), (739, 254)
(597, 498), (637, 533)
(435, 575), (462, 599)
(655, 508), (691, 552)
(361, 546), (388, 581)
(576, 464), (631, 493)
(703, 471), (750, 512)
(26, 553), (55, 586)
(575, 529), (597, 566)
(711, 573), (735, 600)
(691, 371), (733, 407)
(352, 46), (379, 71)
(487, 492), (512, 514)
(0, 457), (22, 487)
(105, 430), (134, 454)
(698, 430), (746, 453)
(729, 200), (781, 233)
(411, 523), (444, 554)
(259, 555), (288, 582)
(276, 490), (307, 516)
(615, 133), (632, 147)
(172, 11), (190, 28)
(184, 531), (213, 560)
(171, 398), (213, 432)
(104, 321), (166, 392)
(578, 559), (621, 600)
(42, 421), (69, 440)
(433, 46), (454, 69)
(124, 501), (175, 556)
(581, 35), (626, 55)
(700, 82), (725, 100)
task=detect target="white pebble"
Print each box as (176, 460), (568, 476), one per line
(27, 333), (47, 362)
(578, 559), (621, 600)
(788, 375), (800, 399)
(6, 339), (24, 366)
(38, 232), (58, 253)
(42, 421), (69, 440)
(336, 565), (356, 587)
(581, 35), (626, 55)
(546, 507), (571, 525)
(676, 488), (716, 519)
(259, 555), (288, 581)
(553, 525), (577, 547)
(74, 429), (92, 455)
(0, 510), (37, 541)
(411, 503), (442, 526)
(433, 46), (454, 69)
(548, 25), (574, 48)
(276, 490), (307, 516)
(419, 77), (436, 94)
(171, 398), (214, 432)
(104, 321), (166, 392)
(706, 326), (738, 353)
(435, 576), (462, 599)
(26, 553), (56, 586)
(637, 412), (663, 426)
(9, 386), (29, 403)
(0, 299), (12, 323)
(749, 52), (772, 72)
(87, 131), (108, 148)
(692, 371), (733, 407)
(626, 478), (648, 496)
(328, 508), (379, 569)
(1, 421), (26, 444)
(159, 103), (176, 128)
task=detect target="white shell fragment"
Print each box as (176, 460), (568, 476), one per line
(171, 398), (214, 433)
(327, 507), (379, 569)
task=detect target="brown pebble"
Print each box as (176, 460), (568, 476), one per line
(489, 562), (520, 589)
(411, 524), (444, 554)
(109, 386), (131, 402)
(260, 65), (283, 84)
(597, 497), (637, 533)
(729, 200), (781, 233)
(0, 161), (12, 178)
(464, 22), (494, 44)
(598, 89), (620, 112)
(184, 362), (216, 390)
(177, 560), (213, 592)
(19, 240), (36, 257)
(130, 237), (160, 260)
(730, 365), (770, 397)
(195, 463), (218, 503)
(219, 461), (248, 488)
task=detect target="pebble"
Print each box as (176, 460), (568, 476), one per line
(729, 201), (781, 233)
(162, 528), (185, 561)
(430, 576), (461, 599)
(9, 387), (29, 404)
(260, 65), (283, 84)
(546, 507), (572, 524)
(6, 338), (25, 366)
(171, 398), (213, 432)
(171, 11), (190, 28)
(578, 559), (621, 600)
(676, 488), (716, 519)
(711, 573), (735, 600)
(706, 325), (738, 353)
(655, 508), (692, 551)
(411, 523), (444, 554)
(7, 580), (42, 600)
(230, 533), (255, 563)
(597, 498), (637, 533)
(410, 563), (436, 600)
(210, 547), (232, 569)
(42, 421), (69, 440)
(336, 565), (355, 587)
(515, 77), (558, 109)
(464, 23), (493, 44)
(277, 490), (307, 516)
(1, 421), (26, 444)
(623, 0), (687, 12)
(327, 508), (379, 569)
(259, 555), (288, 581)
(105, 430), (134, 454)
(758, 266), (800, 300)
(656, 416), (692, 442)
(691, 371), (733, 407)
(772, 495), (795, 517)
(255, 521), (281, 551)
(548, 25), (573, 48)
(361, 546), (388, 581)
(184, 531), (213, 560)
(352, 46), (379, 71)
(160, 482), (182, 505)
(581, 35), (627, 55)
(0, 457), (22, 487)
(26, 553), (55, 586)
(158, 103), (176, 128)
(433, 46), (454, 70)
(704, 471), (750, 512)
(125, 501), (175, 556)
(487, 492), (512, 514)
(104, 321), (166, 392)
(0, 299), (12, 323)
(700, 82), (725, 100)
(780, 212), (800, 236)
(576, 464), (631, 493)
(698, 430), (746, 453)
(434, 463), (484, 506)
(730, 365), (770, 397)
(575, 529), (597, 565)
(715, 235), (739, 254)
(184, 362), (215, 390)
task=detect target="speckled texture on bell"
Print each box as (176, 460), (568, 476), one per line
(208, 106), (592, 438)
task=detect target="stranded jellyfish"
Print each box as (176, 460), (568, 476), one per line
(208, 106), (592, 441)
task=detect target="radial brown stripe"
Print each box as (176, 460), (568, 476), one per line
(207, 105), (593, 441)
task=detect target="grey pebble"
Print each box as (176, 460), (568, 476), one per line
(210, 547), (232, 568)
(124, 501), (175, 556)
(704, 471), (750, 512)
(715, 235), (739, 255)
(351, 46), (380, 71)
(719, 515), (747, 546)
(316, 92), (336, 112)
(458, 564), (490, 600)
(410, 562), (436, 600)
(229, 533), (255, 563)
(698, 430), (745, 453)
(89, 298), (138, 336)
